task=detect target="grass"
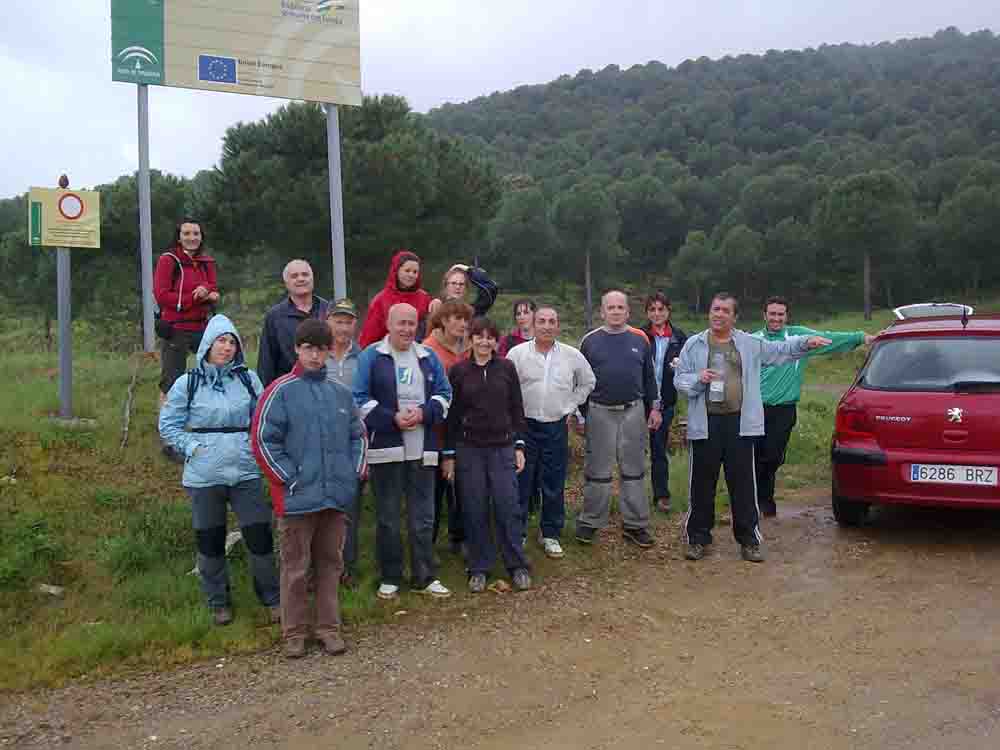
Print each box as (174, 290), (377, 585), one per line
(3, 293), (991, 692)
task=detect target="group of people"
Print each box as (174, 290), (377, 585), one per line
(155, 219), (874, 658)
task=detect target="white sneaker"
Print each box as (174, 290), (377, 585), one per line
(419, 580), (452, 599)
(376, 583), (399, 600)
(541, 537), (565, 559)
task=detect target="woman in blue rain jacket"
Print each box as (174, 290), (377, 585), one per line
(159, 314), (280, 626)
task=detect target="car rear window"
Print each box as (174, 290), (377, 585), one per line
(860, 336), (1000, 392)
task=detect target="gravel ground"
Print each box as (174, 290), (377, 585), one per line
(4, 490), (1000, 749)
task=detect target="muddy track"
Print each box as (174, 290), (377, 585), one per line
(4, 490), (1000, 749)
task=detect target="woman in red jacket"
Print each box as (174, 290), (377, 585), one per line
(154, 219), (220, 404)
(357, 250), (431, 348)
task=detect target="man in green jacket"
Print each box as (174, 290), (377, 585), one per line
(752, 296), (875, 517)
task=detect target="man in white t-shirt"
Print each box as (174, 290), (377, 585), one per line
(353, 303), (453, 600)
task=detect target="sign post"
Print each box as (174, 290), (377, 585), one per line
(137, 85), (155, 352)
(28, 183), (101, 420)
(111, 0), (362, 302)
(326, 104), (347, 300)
(56, 248), (72, 418)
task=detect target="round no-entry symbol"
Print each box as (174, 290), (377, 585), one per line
(58, 193), (85, 220)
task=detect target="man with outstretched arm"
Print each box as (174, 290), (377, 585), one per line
(752, 296), (875, 517)
(674, 292), (830, 563)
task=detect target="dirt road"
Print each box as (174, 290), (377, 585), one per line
(4, 490), (1000, 749)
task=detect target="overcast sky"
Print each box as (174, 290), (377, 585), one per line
(1, 1), (996, 199)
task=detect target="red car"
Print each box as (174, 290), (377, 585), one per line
(831, 303), (1000, 526)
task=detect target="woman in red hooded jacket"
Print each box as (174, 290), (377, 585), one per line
(358, 250), (432, 349)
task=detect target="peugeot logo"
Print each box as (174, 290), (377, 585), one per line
(947, 407), (963, 423)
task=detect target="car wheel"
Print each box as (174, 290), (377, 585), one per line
(832, 493), (869, 527)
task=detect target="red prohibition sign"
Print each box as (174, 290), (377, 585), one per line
(57, 193), (85, 221)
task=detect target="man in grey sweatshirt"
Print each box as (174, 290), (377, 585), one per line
(674, 292), (829, 563)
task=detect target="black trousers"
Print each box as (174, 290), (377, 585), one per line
(686, 413), (761, 547)
(753, 404), (798, 515)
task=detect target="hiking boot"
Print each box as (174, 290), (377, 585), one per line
(575, 526), (597, 545)
(283, 636), (307, 659)
(212, 607), (233, 626)
(268, 606), (281, 625)
(468, 573), (487, 594)
(541, 537), (565, 559)
(741, 544), (766, 563)
(318, 632), (347, 655)
(419, 580), (452, 599)
(376, 583), (399, 600)
(512, 568), (532, 591)
(685, 543), (707, 561)
(623, 527), (655, 548)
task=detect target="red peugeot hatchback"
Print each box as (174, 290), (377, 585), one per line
(831, 303), (1000, 526)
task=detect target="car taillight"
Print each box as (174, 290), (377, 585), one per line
(835, 407), (875, 440)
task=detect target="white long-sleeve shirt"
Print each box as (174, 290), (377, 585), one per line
(507, 340), (596, 423)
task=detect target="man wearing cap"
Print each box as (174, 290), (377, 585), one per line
(326, 298), (365, 584)
(258, 260), (329, 387)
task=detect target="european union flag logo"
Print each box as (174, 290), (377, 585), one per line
(198, 55), (237, 84)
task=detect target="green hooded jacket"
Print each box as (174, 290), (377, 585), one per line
(752, 325), (866, 405)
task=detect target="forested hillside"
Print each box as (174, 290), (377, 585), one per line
(3, 28), (1000, 335)
(427, 27), (1000, 317)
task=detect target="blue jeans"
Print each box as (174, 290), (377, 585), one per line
(518, 417), (569, 540)
(369, 461), (436, 587)
(649, 406), (675, 501)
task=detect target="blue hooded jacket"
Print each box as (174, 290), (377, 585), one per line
(158, 315), (263, 488)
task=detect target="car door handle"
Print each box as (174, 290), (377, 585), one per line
(942, 430), (969, 443)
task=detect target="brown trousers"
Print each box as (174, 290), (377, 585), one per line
(278, 509), (346, 640)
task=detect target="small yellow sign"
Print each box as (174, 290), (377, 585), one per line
(27, 188), (101, 249)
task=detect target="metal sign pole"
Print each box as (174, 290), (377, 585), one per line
(56, 247), (72, 418)
(325, 103), (347, 300)
(137, 84), (155, 352)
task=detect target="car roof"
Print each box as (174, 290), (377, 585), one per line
(881, 313), (1000, 338)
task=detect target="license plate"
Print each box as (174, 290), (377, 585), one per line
(909, 464), (998, 486)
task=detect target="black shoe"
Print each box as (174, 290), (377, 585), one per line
(623, 527), (655, 548)
(685, 543), (706, 561)
(575, 526), (597, 545)
(741, 544), (766, 563)
(760, 504), (777, 518)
